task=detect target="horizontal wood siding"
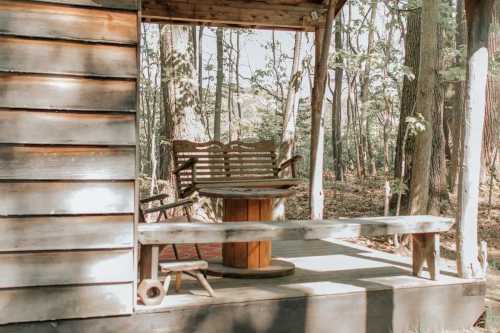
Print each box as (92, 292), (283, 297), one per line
(0, 0), (138, 323)
(29, 0), (138, 10)
(0, 250), (134, 288)
(0, 110), (136, 145)
(0, 37), (137, 78)
(0, 1), (138, 44)
(0, 181), (134, 216)
(0, 283), (134, 325)
(0, 215), (134, 252)
(0, 74), (136, 112)
(0, 146), (135, 180)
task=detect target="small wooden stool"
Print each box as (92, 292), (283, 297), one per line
(160, 260), (216, 297)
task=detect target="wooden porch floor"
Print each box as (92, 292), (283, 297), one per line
(134, 239), (485, 332)
(1, 239), (485, 333)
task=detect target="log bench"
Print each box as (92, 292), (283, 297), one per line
(138, 215), (453, 306)
(173, 140), (303, 198)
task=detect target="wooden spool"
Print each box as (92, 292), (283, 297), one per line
(137, 279), (165, 306)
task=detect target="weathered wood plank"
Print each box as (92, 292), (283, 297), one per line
(0, 146), (135, 180)
(0, 283), (133, 325)
(0, 0), (138, 44)
(0, 75), (136, 112)
(139, 216), (454, 245)
(0, 181), (134, 215)
(0, 110), (136, 145)
(0, 249), (133, 288)
(141, 0), (325, 31)
(29, 0), (138, 10)
(0, 215), (134, 251)
(0, 37), (137, 78)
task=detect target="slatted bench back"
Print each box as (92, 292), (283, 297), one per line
(173, 140), (279, 195)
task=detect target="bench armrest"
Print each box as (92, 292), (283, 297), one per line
(174, 158), (198, 175)
(141, 198), (195, 215)
(140, 193), (169, 204)
(278, 155), (303, 177)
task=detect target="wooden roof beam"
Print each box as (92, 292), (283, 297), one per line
(141, 0), (345, 31)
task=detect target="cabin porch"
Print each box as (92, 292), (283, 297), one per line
(0, 239), (484, 333)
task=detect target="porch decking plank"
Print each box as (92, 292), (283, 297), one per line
(0, 215), (134, 252)
(138, 215), (453, 244)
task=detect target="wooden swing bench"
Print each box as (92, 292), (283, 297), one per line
(173, 140), (303, 198)
(138, 215), (453, 306)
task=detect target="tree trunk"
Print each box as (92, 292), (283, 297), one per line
(409, 0), (438, 215)
(332, 15), (344, 182)
(280, 32), (303, 176)
(359, 0), (378, 178)
(310, 0), (337, 220)
(457, 0), (495, 279)
(428, 25), (449, 215)
(449, 0), (467, 192)
(214, 28), (224, 142)
(394, 7), (421, 212)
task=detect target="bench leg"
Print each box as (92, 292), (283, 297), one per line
(412, 233), (440, 280)
(193, 270), (216, 297)
(139, 245), (160, 281)
(175, 272), (183, 292)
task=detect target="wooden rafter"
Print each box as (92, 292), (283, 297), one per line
(141, 0), (346, 31)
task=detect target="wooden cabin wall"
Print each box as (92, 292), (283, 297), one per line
(0, 0), (138, 324)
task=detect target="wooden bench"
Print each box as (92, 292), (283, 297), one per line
(138, 215), (453, 306)
(173, 140), (303, 198)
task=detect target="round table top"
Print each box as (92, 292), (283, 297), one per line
(198, 187), (295, 199)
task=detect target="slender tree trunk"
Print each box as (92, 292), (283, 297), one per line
(235, 30), (243, 140)
(449, 0), (466, 192)
(198, 27), (204, 112)
(409, 0), (438, 215)
(310, 0), (336, 219)
(457, 0), (495, 279)
(332, 15), (344, 181)
(214, 28), (224, 142)
(394, 7), (421, 212)
(428, 25), (449, 215)
(280, 31), (303, 176)
(359, 0), (378, 178)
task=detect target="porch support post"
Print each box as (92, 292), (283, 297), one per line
(310, 0), (337, 219)
(457, 0), (495, 279)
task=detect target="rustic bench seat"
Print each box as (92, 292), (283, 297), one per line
(173, 140), (302, 197)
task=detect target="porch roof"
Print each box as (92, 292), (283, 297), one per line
(141, 0), (348, 31)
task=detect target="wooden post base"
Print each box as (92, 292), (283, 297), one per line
(412, 233), (440, 280)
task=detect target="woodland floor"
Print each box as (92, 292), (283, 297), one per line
(142, 176), (500, 332)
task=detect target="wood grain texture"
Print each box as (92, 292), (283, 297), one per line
(0, 283), (133, 324)
(29, 0), (138, 10)
(139, 216), (454, 245)
(0, 249), (133, 288)
(0, 110), (136, 145)
(0, 37), (137, 78)
(0, 74), (136, 112)
(141, 0), (325, 31)
(0, 146), (135, 180)
(0, 181), (134, 216)
(0, 0), (137, 44)
(0, 215), (134, 251)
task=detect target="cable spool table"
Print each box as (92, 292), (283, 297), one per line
(198, 187), (296, 278)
